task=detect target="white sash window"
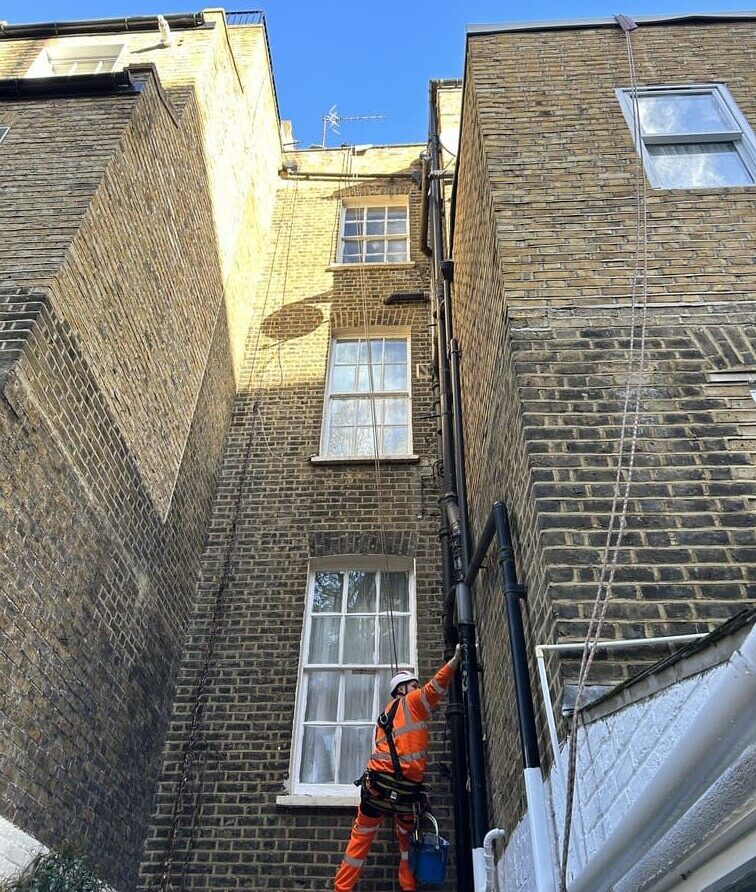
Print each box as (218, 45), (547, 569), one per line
(291, 560), (415, 796)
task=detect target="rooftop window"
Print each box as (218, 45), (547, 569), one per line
(617, 85), (756, 189)
(27, 43), (125, 78)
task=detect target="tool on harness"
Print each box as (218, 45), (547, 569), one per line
(410, 811), (449, 885)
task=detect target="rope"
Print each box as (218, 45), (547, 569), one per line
(344, 146), (401, 674)
(558, 24), (650, 889)
(152, 163), (298, 892)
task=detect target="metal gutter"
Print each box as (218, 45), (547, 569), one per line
(0, 70), (137, 99)
(0, 12), (208, 39)
(467, 11), (756, 36)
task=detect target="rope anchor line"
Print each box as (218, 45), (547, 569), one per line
(559, 21), (650, 890)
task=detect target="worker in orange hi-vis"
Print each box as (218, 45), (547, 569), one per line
(334, 643), (462, 892)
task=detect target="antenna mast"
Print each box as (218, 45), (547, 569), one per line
(321, 104), (386, 147)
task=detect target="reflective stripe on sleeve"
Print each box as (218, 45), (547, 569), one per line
(344, 855), (364, 868)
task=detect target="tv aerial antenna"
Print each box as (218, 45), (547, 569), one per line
(321, 104), (386, 147)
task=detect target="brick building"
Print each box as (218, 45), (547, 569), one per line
(444, 13), (756, 892)
(0, 8), (754, 892)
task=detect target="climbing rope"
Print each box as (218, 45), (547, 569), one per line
(151, 171), (300, 892)
(559, 20), (650, 889)
(344, 146), (401, 674)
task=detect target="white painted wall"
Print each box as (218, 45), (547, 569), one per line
(0, 816), (46, 882)
(497, 655), (748, 890)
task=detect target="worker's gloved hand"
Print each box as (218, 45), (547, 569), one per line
(449, 643), (462, 669)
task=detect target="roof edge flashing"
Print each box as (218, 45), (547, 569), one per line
(0, 69), (138, 99)
(467, 11), (756, 36)
(0, 12), (208, 40)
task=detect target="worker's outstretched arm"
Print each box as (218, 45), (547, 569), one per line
(407, 643), (462, 720)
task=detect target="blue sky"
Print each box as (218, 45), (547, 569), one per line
(13, 1), (748, 147)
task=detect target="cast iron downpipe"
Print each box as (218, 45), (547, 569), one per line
(426, 83), (474, 892)
(466, 503), (555, 892)
(428, 80), (489, 890)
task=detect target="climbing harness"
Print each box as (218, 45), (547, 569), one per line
(377, 696), (404, 779)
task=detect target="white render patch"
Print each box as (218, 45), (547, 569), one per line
(0, 815), (47, 881)
(498, 652), (748, 890)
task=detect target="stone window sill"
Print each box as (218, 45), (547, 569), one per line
(276, 793), (359, 808)
(328, 262), (417, 271)
(310, 454), (419, 466)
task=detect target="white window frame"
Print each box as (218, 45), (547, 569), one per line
(616, 84), (756, 189)
(290, 557), (417, 798)
(27, 43), (126, 78)
(338, 196), (410, 265)
(320, 327), (413, 459)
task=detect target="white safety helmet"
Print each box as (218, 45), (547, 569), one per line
(390, 669), (419, 697)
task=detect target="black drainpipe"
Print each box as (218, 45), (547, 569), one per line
(427, 83), (473, 892)
(465, 502), (541, 771)
(428, 79), (489, 884)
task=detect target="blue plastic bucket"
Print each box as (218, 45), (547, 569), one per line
(409, 813), (449, 885)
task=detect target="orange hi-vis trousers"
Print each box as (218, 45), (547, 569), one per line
(334, 804), (416, 891)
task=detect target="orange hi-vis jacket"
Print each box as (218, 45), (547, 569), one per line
(368, 661), (455, 783)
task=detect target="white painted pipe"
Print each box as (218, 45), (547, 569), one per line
(570, 625), (756, 892)
(534, 633), (707, 771)
(473, 846), (487, 891)
(483, 828), (506, 892)
(537, 633), (706, 654)
(524, 767), (557, 892)
(535, 650), (562, 779)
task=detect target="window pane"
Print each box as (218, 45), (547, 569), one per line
(347, 571), (376, 612)
(331, 364), (356, 393)
(344, 208), (361, 221)
(380, 572), (409, 613)
(309, 616), (341, 663)
(334, 341), (359, 364)
(647, 142), (753, 188)
(384, 363), (407, 390)
(365, 220), (385, 236)
(328, 425), (353, 456)
(305, 671), (339, 721)
(378, 669), (394, 705)
(366, 207), (385, 221)
(386, 218), (407, 235)
(343, 616), (375, 663)
(343, 672), (375, 720)
(355, 426), (375, 455)
(330, 399), (356, 426)
(313, 572), (343, 612)
(355, 398), (373, 425)
(387, 206), (406, 220)
(383, 398), (407, 425)
(386, 243), (408, 261)
(365, 239), (385, 257)
(300, 726), (336, 783)
(382, 426), (408, 455)
(338, 726), (373, 784)
(380, 614), (409, 663)
(638, 93), (732, 136)
(343, 221), (363, 237)
(342, 241), (361, 260)
(384, 340), (407, 363)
